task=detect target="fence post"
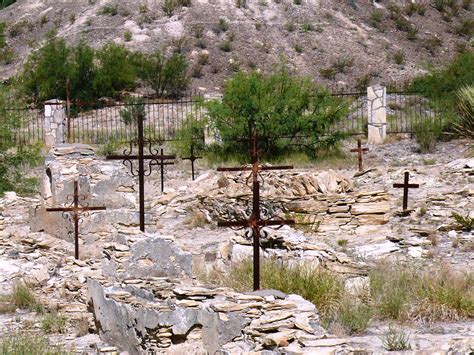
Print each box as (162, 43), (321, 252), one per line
(44, 99), (67, 148)
(367, 85), (387, 144)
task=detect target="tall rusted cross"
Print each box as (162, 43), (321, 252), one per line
(393, 171), (419, 214)
(46, 180), (106, 259)
(182, 144), (202, 181)
(151, 148), (175, 193)
(350, 139), (369, 171)
(106, 113), (175, 232)
(217, 126), (294, 291)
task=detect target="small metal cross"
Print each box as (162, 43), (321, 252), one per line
(350, 139), (369, 171)
(393, 171), (419, 213)
(46, 180), (106, 259)
(151, 148), (175, 193)
(106, 113), (175, 232)
(217, 125), (294, 291)
(182, 144), (202, 180)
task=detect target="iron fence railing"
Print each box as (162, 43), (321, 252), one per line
(5, 86), (450, 145)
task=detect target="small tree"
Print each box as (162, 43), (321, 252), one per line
(20, 35), (72, 102)
(138, 51), (188, 97)
(204, 69), (350, 160)
(93, 43), (138, 98)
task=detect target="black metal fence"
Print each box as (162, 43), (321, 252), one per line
(5, 86), (449, 145)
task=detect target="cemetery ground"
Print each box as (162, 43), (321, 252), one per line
(0, 136), (473, 354)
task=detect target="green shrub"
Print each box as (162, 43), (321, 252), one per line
(331, 55), (354, 73)
(171, 114), (206, 157)
(412, 117), (443, 153)
(319, 67), (337, 79)
(451, 212), (474, 231)
(455, 86), (474, 137)
(218, 18), (229, 32)
(455, 19), (474, 36)
(294, 43), (304, 53)
(41, 313), (68, 334)
(393, 50), (405, 65)
(124, 30), (132, 42)
(369, 10), (384, 28)
(0, 332), (66, 354)
(0, 0), (16, 9)
(93, 43), (138, 98)
(137, 51), (188, 97)
(197, 53), (209, 65)
(119, 97), (145, 125)
(98, 4), (118, 16)
(204, 69), (349, 160)
(162, 0), (177, 16)
(219, 41), (232, 52)
(380, 325), (411, 351)
(410, 51), (474, 112)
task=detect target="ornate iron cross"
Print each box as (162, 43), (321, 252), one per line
(46, 180), (106, 259)
(217, 127), (294, 291)
(393, 171), (419, 214)
(350, 139), (369, 171)
(182, 144), (202, 181)
(106, 113), (175, 232)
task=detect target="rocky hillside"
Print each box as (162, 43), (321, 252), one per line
(0, 0), (472, 91)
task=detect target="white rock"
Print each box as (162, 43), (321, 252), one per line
(448, 230), (458, 238)
(408, 246), (423, 258)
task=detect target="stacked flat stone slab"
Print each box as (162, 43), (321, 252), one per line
(367, 85), (387, 144)
(29, 145), (138, 248)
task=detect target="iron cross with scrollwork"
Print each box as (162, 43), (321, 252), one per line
(106, 113), (175, 232)
(217, 122), (295, 291)
(46, 180), (106, 259)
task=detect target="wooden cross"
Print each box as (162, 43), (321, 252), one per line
(182, 144), (202, 181)
(106, 113), (175, 232)
(217, 127), (294, 291)
(393, 171), (419, 213)
(350, 139), (369, 171)
(46, 180), (106, 259)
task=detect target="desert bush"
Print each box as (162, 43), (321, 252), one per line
(41, 312), (68, 334)
(462, 0), (472, 9)
(369, 10), (384, 28)
(98, 4), (118, 16)
(124, 30), (132, 42)
(191, 64), (202, 78)
(412, 117), (443, 153)
(410, 51), (474, 113)
(454, 85), (474, 137)
(137, 51), (188, 97)
(455, 18), (474, 36)
(423, 36), (442, 53)
(203, 69), (349, 160)
(0, 332), (66, 354)
(162, 0), (177, 16)
(217, 18), (229, 33)
(319, 67), (337, 79)
(451, 212), (474, 231)
(331, 55), (354, 73)
(197, 53), (209, 65)
(370, 263), (473, 322)
(171, 113), (206, 157)
(0, 0), (16, 9)
(218, 40), (232, 52)
(393, 50), (405, 65)
(380, 325), (411, 351)
(336, 298), (372, 335)
(294, 43), (304, 53)
(119, 97), (145, 125)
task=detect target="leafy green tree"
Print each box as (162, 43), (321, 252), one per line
(70, 41), (97, 102)
(138, 51), (188, 97)
(204, 69), (350, 160)
(20, 35), (72, 102)
(93, 43), (138, 98)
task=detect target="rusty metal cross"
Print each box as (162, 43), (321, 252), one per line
(46, 180), (106, 259)
(151, 148), (175, 193)
(106, 113), (175, 232)
(393, 171), (419, 213)
(350, 139), (369, 171)
(182, 144), (202, 181)
(217, 127), (294, 291)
